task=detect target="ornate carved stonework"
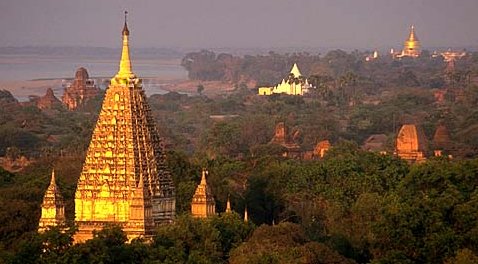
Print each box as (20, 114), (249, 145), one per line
(395, 124), (426, 163)
(38, 170), (66, 232)
(62, 67), (101, 110)
(74, 15), (175, 242)
(191, 169), (215, 218)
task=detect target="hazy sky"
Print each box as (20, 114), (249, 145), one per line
(1, 0), (477, 49)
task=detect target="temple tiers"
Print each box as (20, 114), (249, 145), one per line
(395, 124), (426, 163)
(258, 63), (310, 96)
(191, 169), (216, 218)
(74, 13), (175, 242)
(38, 169), (66, 232)
(62, 67), (101, 110)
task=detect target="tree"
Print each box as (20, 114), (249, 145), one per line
(229, 223), (356, 264)
(150, 215), (223, 263)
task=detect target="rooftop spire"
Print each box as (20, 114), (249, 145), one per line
(225, 195), (231, 213)
(116, 11), (134, 79)
(122, 11), (129, 36)
(200, 168), (207, 185)
(50, 169), (56, 186)
(408, 25), (418, 42)
(290, 63), (302, 77)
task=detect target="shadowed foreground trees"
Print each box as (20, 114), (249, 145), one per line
(4, 214), (254, 264)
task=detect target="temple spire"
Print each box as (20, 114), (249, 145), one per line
(50, 169), (56, 187)
(408, 25), (418, 41)
(225, 195), (231, 213)
(290, 63), (302, 77)
(191, 168), (216, 218)
(38, 169), (66, 233)
(116, 11), (134, 79)
(200, 168), (207, 185)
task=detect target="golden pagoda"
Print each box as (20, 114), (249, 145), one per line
(398, 25), (421, 58)
(191, 169), (216, 218)
(74, 12), (175, 242)
(38, 169), (66, 232)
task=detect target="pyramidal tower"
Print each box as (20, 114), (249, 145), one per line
(74, 12), (175, 242)
(191, 169), (216, 218)
(38, 169), (66, 233)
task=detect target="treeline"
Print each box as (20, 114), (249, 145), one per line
(1, 144), (478, 263)
(181, 49), (478, 92)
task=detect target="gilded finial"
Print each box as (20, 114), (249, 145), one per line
(115, 11), (134, 79)
(201, 168), (208, 185)
(50, 169), (56, 186)
(225, 195), (231, 213)
(122, 11), (130, 36)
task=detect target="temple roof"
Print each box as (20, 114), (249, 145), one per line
(193, 169), (214, 200)
(290, 63), (302, 77)
(396, 124), (426, 152)
(433, 124), (452, 149)
(43, 169), (64, 204)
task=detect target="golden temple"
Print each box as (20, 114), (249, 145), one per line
(73, 13), (175, 242)
(38, 169), (66, 233)
(191, 169), (216, 218)
(397, 25), (421, 58)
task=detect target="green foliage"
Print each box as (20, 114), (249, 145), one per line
(229, 223), (356, 264)
(373, 159), (478, 263)
(151, 215), (222, 263)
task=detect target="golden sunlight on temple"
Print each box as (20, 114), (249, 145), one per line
(258, 63), (311, 96)
(71, 13), (175, 242)
(191, 168), (216, 218)
(394, 25), (421, 58)
(395, 124), (426, 163)
(38, 169), (66, 233)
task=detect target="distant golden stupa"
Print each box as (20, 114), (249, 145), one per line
(191, 169), (216, 218)
(73, 12), (175, 242)
(38, 169), (66, 232)
(398, 25), (421, 58)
